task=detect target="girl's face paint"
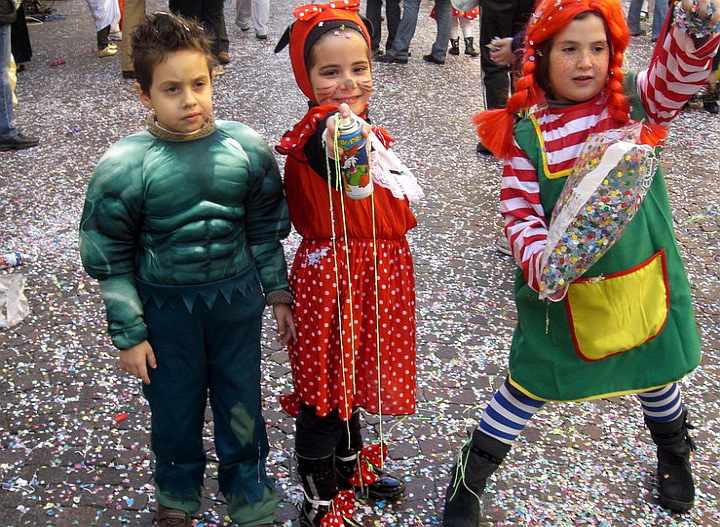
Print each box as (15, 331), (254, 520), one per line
(309, 31), (373, 115)
(547, 14), (610, 103)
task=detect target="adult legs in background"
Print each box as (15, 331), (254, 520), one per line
(119, 0), (145, 77)
(236, 0), (270, 38)
(379, 0), (421, 62)
(627, 0), (645, 35)
(424, 0), (452, 63)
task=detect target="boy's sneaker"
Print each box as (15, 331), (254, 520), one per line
(154, 505), (191, 527)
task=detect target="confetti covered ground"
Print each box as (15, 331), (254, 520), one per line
(1, 1), (719, 526)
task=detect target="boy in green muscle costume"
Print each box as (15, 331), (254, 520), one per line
(79, 13), (295, 527)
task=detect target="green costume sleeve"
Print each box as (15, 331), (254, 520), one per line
(79, 136), (149, 349)
(234, 127), (291, 297)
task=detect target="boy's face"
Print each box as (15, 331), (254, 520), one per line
(140, 49), (213, 134)
(308, 31), (373, 115)
(548, 14), (609, 104)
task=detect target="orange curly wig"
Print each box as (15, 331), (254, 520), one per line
(475, 0), (665, 159)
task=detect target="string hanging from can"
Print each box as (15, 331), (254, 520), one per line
(324, 114), (386, 467)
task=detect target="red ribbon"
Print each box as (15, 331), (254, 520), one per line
(370, 126), (395, 149)
(349, 442), (389, 487)
(319, 489), (356, 527)
(293, 1), (362, 22)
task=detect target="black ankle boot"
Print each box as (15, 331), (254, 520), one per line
(442, 429), (510, 527)
(336, 411), (405, 500)
(645, 410), (697, 513)
(464, 37), (479, 57)
(336, 449), (406, 500)
(703, 86), (719, 114)
(449, 38), (460, 55)
(297, 454), (338, 527)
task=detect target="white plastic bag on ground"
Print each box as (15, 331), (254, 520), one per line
(0, 273), (30, 329)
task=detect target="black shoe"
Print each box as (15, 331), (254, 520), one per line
(442, 429), (510, 526)
(376, 53), (408, 64)
(0, 132), (39, 152)
(705, 100), (719, 114)
(448, 38), (460, 56)
(476, 142), (492, 156)
(630, 29), (646, 36)
(423, 53), (445, 65)
(645, 410), (696, 513)
(364, 473), (405, 500)
(121, 70), (136, 79)
(464, 37), (479, 57)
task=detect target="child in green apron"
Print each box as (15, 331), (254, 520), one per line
(442, 0), (720, 524)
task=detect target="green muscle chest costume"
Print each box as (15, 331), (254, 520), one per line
(508, 73), (701, 402)
(80, 120), (290, 350)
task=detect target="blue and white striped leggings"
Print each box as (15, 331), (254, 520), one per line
(479, 378), (684, 445)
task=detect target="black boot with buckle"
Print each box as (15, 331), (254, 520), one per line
(336, 411), (406, 501)
(464, 37), (479, 57)
(297, 454), (338, 527)
(449, 38), (460, 55)
(645, 410), (697, 513)
(442, 429), (511, 527)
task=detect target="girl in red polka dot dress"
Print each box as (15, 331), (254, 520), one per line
(274, 2), (422, 525)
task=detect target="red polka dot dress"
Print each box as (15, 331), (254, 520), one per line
(279, 120), (418, 421)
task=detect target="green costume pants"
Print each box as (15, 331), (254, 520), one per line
(139, 274), (279, 525)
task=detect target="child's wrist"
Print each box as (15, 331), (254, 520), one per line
(266, 289), (294, 306)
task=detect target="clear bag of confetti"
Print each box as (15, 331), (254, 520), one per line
(538, 123), (658, 301)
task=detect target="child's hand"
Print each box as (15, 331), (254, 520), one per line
(324, 103), (372, 156)
(273, 303), (297, 345)
(118, 340), (157, 384)
(681, 0), (720, 27)
(489, 37), (514, 66)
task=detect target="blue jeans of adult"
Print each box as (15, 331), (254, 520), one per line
(366, 0), (401, 53)
(387, 0), (421, 60)
(627, 0), (669, 40)
(0, 24), (16, 139)
(429, 0), (452, 60)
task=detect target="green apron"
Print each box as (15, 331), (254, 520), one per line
(508, 73), (701, 401)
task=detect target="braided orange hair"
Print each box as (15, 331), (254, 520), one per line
(476, 0), (666, 159)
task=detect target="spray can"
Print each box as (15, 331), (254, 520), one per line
(336, 114), (373, 200)
(0, 252), (32, 271)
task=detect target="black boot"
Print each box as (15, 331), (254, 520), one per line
(703, 85), (719, 114)
(296, 454), (338, 527)
(464, 37), (479, 57)
(336, 412), (406, 500)
(645, 411), (697, 513)
(442, 429), (510, 527)
(449, 38), (460, 56)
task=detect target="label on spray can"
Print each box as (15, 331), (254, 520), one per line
(336, 114), (373, 200)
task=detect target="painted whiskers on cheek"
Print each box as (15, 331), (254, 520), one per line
(314, 83), (338, 102)
(357, 79), (374, 96)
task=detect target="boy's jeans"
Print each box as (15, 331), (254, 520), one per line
(627, 0), (669, 40)
(0, 24), (16, 139)
(387, 0), (421, 59)
(139, 274), (278, 525)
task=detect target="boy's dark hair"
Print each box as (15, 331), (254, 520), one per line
(132, 12), (216, 94)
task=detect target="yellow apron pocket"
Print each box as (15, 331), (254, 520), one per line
(566, 250), (669, 361)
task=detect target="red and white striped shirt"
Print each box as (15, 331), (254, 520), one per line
(501, 25), (720, 292)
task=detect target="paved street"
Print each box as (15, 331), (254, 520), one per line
(1, 1), (719, 525)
